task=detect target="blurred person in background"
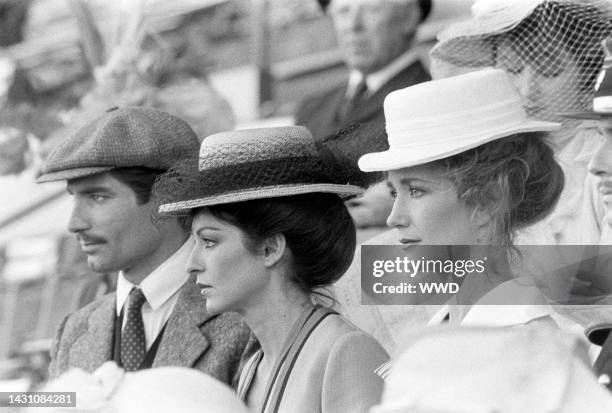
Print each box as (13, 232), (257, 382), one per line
(563, 36), (612, 389)
(37, 107), (250, 385)
(0, 126), (30, 176)
(297, 0), (431, 139)
(0, 54), (52, 177)
(295, 0), (432, 230)
(430, 0), (612, 245)
(0, 0), (28, 46)
(32, 361), (248, 413)
(41, 0), (235, 159)
(566, 37), (612, 243)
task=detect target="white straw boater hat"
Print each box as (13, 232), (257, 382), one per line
(157, 126), (366, 214)
(358, 68), (560, 172)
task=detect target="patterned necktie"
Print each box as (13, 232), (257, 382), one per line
(121, 287), (147, 371)
(338, 77), (368, 122)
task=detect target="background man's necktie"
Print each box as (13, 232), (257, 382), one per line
(338, 77), (368, 122)
(121, 287), (147, 371)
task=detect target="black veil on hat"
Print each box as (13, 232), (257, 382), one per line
(430, 0), (612, 123)
(316, 122), (388, 188)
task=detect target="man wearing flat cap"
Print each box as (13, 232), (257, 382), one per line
(296, 0), (432, 229)
(39, 107), (251, 386)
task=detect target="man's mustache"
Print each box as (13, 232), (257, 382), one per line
(76, 233), (106, 244)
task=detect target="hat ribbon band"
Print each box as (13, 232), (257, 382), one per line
(387, 116), (527, 148)
(386, 98), (522, 136)
(386, 118), (540, 151)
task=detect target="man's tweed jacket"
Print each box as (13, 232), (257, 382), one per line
(49, 275), (251, 387)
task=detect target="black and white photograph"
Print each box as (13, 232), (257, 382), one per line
(2, 0), (612, 411)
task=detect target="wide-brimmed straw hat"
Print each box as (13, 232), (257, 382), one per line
(358, 68), (560, 172)
(157, 126), (366, 214)
(371, 326), (612, 413)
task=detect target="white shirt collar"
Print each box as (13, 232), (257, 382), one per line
(427, 279), (554, 327)
(460, 279), (553, 326)
(116, 239), (193, 315)
(346, 49), (420, 97)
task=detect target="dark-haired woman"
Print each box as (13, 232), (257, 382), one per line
(155, 127), (388, 413)
(359, 69), (570, 328)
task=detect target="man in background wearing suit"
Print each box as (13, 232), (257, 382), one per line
(38, 107), (250, 386)
(296, 0), (432, 229)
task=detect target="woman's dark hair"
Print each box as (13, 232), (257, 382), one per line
(196, 193), (356, 293)
(433, 131), (564, 246)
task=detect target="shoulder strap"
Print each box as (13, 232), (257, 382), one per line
(261, 306), (337, 413)
(237, 349), (264, 401)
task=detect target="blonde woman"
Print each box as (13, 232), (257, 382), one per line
(358, 69), (566, 327)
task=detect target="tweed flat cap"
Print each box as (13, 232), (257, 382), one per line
(37, 106), (199, 183)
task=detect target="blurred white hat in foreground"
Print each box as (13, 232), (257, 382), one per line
(371, 325), (612, 413)
(35, 361), (248, 413)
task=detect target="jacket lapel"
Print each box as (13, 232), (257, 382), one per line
(347, 60), (430, 124)
(153, 278), (212, 367)
(69, 295), (116, 372)
(317, 86), (348, 136)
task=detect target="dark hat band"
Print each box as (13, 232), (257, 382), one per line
(190, 156), (347, 200)
(155, 124), (377, 213)
(155, 153), (366, 214)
